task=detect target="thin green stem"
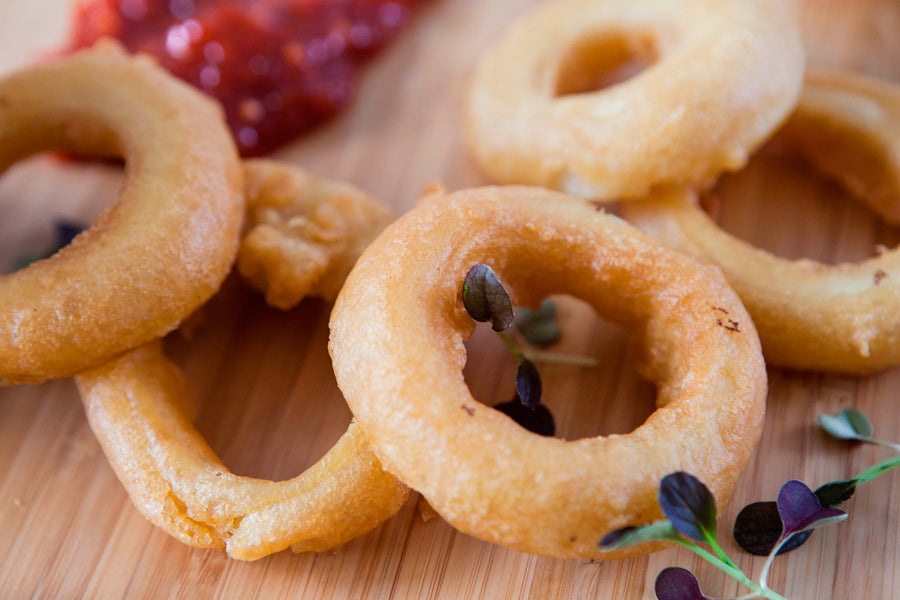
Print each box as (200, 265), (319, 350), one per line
(497, 331), (525, 361)
(758, 536), (787, 591)
(855, 454), (900, 484)
(522, 348), (599, 367)
(673, 539), (789, 600)
(703, 530), (738, 570)
(863, 438), (900, 454)
(496, 331), (598, 367)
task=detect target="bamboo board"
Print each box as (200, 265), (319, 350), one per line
(1, 1), (900, 598)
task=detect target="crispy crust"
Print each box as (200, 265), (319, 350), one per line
(465, 0), (804, 200)
(75, 163), (406, 560)
(238, 160), (396, 308)
(0, 42), (244, 384)
(76, 342), (409, 560)
(623, 70), (900, 373)
(330, 186), (766, 559)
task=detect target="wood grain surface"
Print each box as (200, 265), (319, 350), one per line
(1, 1), (900, 598)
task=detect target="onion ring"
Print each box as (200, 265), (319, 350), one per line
(329, 185), (766, 559)
(0, 41), (243, 384)
(238, 159), (396, 308)
(76, 342), (408, 560)
(75, 164), (406, 560)
(770, 70), (900, 225)
(622, 70), (900, 374)
(465, 0), (804, 200)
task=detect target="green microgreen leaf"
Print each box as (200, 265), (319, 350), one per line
(462, 264), (514, 331)
(515, 358), (542, 409)
(518, 319), (562, 347)
(598, 520), (681, 551)
(819, 409), (900, 452)
(818, 409), (873, 441)
(514, 299), (561, 347)
(658, 472), (717, 545)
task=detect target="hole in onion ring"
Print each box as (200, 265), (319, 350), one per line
(463, 295), (656, 441)
(554, 33), (657, 97)
(165, 281), (349, 481)
(0, 155), (122, 274)
(706, 149), (900, 265)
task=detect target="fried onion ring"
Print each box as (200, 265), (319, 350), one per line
(76, 342), (408, 560)
(465, 0), (804, 200)
(238, 160), (396, 308)
(622, 70), (900, 374)
(329, 186), (766, 559)
(75, 164), (406, 560)
(0, 42), (243, 384)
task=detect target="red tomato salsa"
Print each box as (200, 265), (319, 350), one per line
(69, 0), (424, 155)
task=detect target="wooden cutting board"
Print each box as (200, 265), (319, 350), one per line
(1, 1), (900, 598)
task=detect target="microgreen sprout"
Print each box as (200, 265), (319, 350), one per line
(600, 472), (847, 600)
(514, 299), (562, 347)
(493, 396), (556, 437)
(515, 358), (542, 409)
(492, 357), (555, 436)
(734, 408), (900, 557)
(818, 409), (900, 452)
(462, 263), (514, 331)
(496, 326), (598, 368)
(462, 264), (597, 436)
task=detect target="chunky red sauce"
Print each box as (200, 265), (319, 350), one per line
(68, 0), (423, 156)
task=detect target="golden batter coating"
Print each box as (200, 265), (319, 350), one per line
(330, 186), (766, 559)
(76, 163), (406, 560)
(623, 70), (900, 374)
(465, 0), (804, 200)
(76, 342), (408, 560)
(0, 42), (243, 384)
(238, 160), (395, 308)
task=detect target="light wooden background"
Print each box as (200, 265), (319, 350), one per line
(1, 0), (900, 598)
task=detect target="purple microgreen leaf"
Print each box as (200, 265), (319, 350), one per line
(777, 480), (847, 539)
(818, 409), (873, 442)
(494, 397), (555, 436)
(462, 264), (514, 331)
(462, 264), (492, 322)
(659, 472), (717, 544)
(815, 479), (858, 508)
(599, 520), (681, 551)
(654, 567), (712, 600)
(733, 501), (812, 556)
(515, 299), (561, 347)
(515, 358), (542, 409)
